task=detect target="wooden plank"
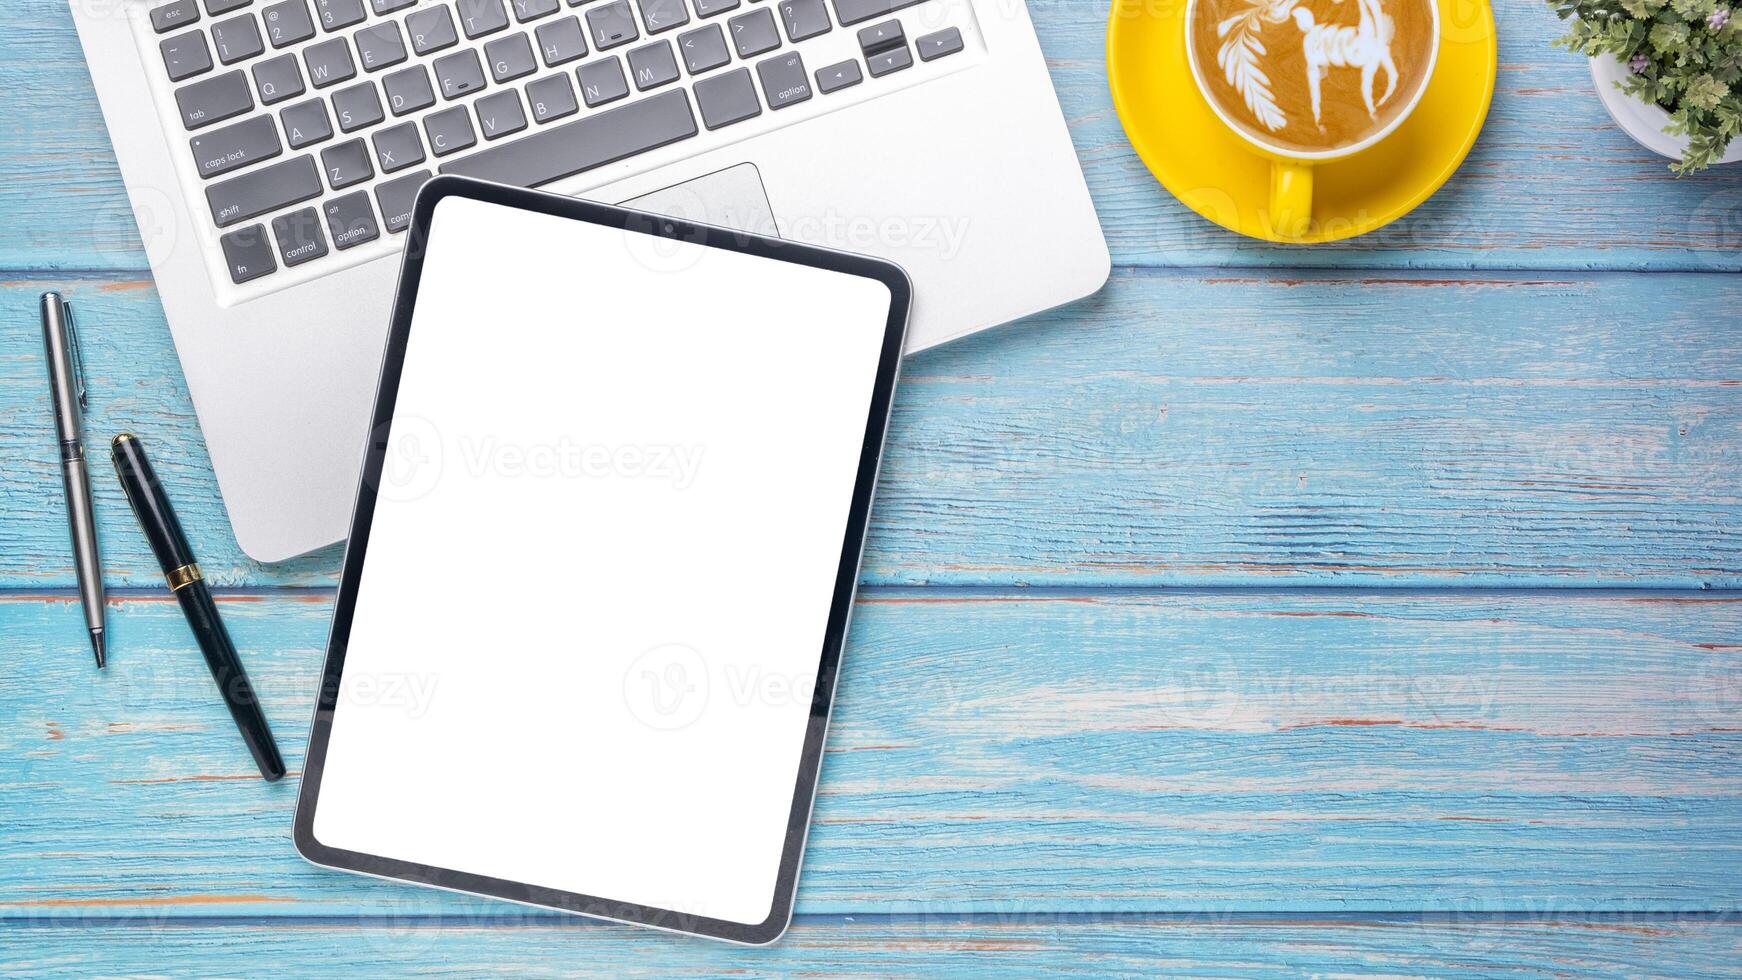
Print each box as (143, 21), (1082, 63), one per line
(4, 590), (1737, 917)
(5, 1), (1741, 273)
(4, 273), (1738, 590)
(2, 916), (1739, 977)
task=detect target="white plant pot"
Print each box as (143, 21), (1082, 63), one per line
(1590, 54), (1742, 164)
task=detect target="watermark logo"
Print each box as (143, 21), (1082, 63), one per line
(623, 643), (710, 730)
(456, 436), (704, 488)
(373, 414), (445, 502)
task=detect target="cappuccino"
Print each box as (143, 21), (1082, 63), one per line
(1190, 0), (1437, 154)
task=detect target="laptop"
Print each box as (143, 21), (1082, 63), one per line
(69, 0), (1109, 561)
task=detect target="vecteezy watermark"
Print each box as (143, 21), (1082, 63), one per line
(369, 414), (707, 501)
(623, 643), (711, 731)
(622, 645), (820, 731)
(785, 209), (973, 262)
(341, 671), (440, 720)
(375, 414), (446, 503)
(455, 436), (705, 489)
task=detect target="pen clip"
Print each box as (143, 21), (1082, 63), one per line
(65, 301), (89, 410)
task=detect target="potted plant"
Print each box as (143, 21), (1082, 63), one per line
(1549, 0), (1742, 173)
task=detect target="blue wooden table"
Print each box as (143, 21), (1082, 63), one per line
(4, 0), (1740, 974)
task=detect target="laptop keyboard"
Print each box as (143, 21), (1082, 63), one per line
(141, 0), (979, 292)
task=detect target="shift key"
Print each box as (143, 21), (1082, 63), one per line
(830, 0), (922, 25)
(207, 155), (322, 226)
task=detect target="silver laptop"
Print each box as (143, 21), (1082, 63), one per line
(70, 0), (1109, 561)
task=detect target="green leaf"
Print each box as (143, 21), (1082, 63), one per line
(1547, 0), (1742, 172)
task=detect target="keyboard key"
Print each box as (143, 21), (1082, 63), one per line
(190, 115), (283, 178)
(406, 6), (459, 53)
(333, 81), (385, 130)
(577, 56), (628, 105)
(915, 26), (961, 60)
(867, 44), (909, 76)
(281, 98), (334, 147)
(371, 0), (419, 13)
(855, 18), (901, 53)
(475, 89), (529, 139)
(376, 169), (431, 232)
(678, 24), (728, 74)
(814, 57), (859, 92)
(638, 0), (690, 33)
(728, 8), (779, 58)
(161, 31), (214, 82)
(304, 37), (356, 87)
(830, 0), (921, 26)
(314, 0), (367, 30)
(384, 65), (437, 114)
(253, 53), (305, 103)
(321, 138), (374, 188)
(628, 40), (680, 90)
(693, 66), (759, 129)
(512, 0), (562, 20)
(586, 0), (639, 49)
(695, 0), (739, 16)
(485, 32), (538, 82)
(324, 191), (382, 248)
(756, 50), (809, 107)
(151, 0), (202, 33)
(206, 0), (256, 15)
(536, 16), (588, 65)
(271, 207), (329, 266)
(372, 121), (426, 170)
(212, 14), (265, 63)
(176, 70), (253, 129)
(456, 0), (511, 38)
(355, 21), (409, 70)
(439, 88), (697, 184)
(434, 50), (487, 98)
(220, 224), (277, 283)
(526, 73), (579, 122)
(207, 154), (322, 225)
(777, 0), (829, 41)
(263, 0), (317, 46)
(423, 105), (477, 155)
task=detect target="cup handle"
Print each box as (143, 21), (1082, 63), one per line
(1268, 160), (1314, 240)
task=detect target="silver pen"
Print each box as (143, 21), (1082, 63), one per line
(41, 292), (107, 668)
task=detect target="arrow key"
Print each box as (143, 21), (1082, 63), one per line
(814, 58), (860, 93)
(916, 26), (963, 61)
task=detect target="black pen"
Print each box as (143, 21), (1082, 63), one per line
(111, 433), (285, 782)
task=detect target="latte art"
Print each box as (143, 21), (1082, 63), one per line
(1191, 0), (1436, 153)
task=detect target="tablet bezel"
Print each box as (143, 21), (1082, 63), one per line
(292, 175), (911, 945)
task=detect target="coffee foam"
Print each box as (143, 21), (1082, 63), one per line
(1191, 0), (1437, 154)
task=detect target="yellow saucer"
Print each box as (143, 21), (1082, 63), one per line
(1107, 0), (1497, 243)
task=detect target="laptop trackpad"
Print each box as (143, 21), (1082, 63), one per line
(618, 163), (779, 238)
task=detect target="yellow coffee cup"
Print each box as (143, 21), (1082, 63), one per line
(1182, 0), (1441, 239)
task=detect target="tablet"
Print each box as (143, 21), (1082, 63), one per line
(293, 177), (909, 945)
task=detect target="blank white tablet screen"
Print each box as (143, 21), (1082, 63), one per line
(311, 195), (892, 927)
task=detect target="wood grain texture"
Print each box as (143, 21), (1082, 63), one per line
(4, 1), (1741, 274)
(5, 274), (1738, 589)
(2, 916), (1739, 978)
(4, 0), (1741, 970)
(4, 591), (1737, 918)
